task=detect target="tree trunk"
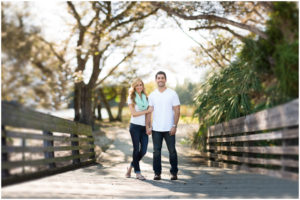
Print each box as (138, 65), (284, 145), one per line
(99, 88), (115, 121)
(80, 85), (93, 126)
(116, 86), (127, 121)
(73, 82), (83, 122)
(97, 102), (103, 121)
(94, 89), (103, 121)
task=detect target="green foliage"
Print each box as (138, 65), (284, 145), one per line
(193, 2), (298, 150)
(273, 41), (298, 98)
(175, 79), (199, 105)
(194, 60), (260, 126)
(267, 2), (299, 99)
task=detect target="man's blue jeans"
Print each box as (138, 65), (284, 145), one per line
(129, 123), (148, 173)
(152, 130), (178, 175)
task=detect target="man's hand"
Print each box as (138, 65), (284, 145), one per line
(146, 127), (152, 135)
(169, 127), (177, 136)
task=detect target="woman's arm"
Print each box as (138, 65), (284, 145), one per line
(128, 104), (152, 117)
(145, 106), (153, 135)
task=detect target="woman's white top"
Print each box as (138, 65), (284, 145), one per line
(127, 96), (146, 126)
(148, 88), (180, 132)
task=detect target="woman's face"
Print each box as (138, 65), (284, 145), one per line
(135, 81), (144, 94)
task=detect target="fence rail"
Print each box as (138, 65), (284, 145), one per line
(202, 99), (299, 181)
(1, 102), (96, 186)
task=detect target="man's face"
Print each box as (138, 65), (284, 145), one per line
(156, 74), (166, 87)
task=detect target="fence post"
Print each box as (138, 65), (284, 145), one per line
(89, 135), (95, 159)
(206, 129), (213, 167)
(242, 132), (249, 170)
(281, 129), (288, 173)
(2, 126), (10, 178)
(71, 134), (80, 164)
(43, 131), (56, 168)
(22, 138), (26, 174)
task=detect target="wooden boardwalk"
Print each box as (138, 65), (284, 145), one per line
(2, 124), (298, 198)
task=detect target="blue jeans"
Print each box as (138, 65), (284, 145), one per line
(152, 131), (178, 175)
(129, 123), (148, 173)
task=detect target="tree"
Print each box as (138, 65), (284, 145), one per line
(193, 2), (298, 150)
(94, 61), (149, 122)
(67, 2), (158, 126)
(1, 2), (72, 109)
(151, 2), (274, 70)
(152, 2), (272, 39)
(174, 79), (199, 105)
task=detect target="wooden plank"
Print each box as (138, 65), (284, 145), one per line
(2, 152), (95, 169)
(2, 102), (92, 136)
(208, 99), (298, 137)
(206, 146), (298, 155)
(208, 128), (298, 143)
(2, 144), (95, 153)
(208, 123), (224, 137)
(242, 99), (298, 133)
(217, 154), (298, 168)
(6, 131), (94, 142)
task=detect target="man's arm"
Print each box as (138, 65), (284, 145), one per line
(145, 106), (153, 135)
(170, 105), (180, 135)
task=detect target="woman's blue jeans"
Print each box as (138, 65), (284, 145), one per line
(152, 130), (178, 176)
(129, 123), (148, 173)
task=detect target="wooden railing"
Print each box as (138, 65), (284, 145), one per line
(1, 102), (96, 186)
(203, 99), (298, 181)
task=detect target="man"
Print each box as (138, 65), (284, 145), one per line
(146, 71), (180, 180)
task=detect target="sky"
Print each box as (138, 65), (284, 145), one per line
(29, 1), (210, 88)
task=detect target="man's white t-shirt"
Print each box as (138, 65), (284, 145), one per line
(148, 88), (180, 132)
(127, 96), (146, 126)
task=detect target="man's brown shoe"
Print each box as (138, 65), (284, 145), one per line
(171, 174), (178, 180)
(154, 174), (161, 180)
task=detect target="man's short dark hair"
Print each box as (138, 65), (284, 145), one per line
(155, 71), (167, 79)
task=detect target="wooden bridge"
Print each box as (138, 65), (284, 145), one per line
(1, 100), (299, 198)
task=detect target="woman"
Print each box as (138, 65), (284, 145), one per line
(125, 78), (153, 180)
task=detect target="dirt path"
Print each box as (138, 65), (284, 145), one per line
(2, 124), (298, 198)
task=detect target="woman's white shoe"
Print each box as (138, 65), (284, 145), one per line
(136, 173), (146, 180)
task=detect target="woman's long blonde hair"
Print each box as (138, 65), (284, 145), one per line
(129, 78), (147, 104)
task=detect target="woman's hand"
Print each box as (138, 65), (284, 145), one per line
(146, 126), (152, 135)
(147, 106), (153, 113)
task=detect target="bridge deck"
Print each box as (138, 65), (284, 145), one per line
(2, 124), (298, 198)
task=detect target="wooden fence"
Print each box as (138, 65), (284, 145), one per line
(2, 102), (96, 186)
(203, 99), (298, 181)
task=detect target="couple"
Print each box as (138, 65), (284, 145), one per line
(125, 71), (180, 181)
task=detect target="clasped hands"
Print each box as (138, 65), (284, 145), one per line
(146, 127), (177, 136)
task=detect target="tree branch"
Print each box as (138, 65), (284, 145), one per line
(37, 36), (65, 63)
(112, 2), (137, 23)
(95, 44), (136, 87)
(67, 2), (83, 27)
(152, 2), (268, 39)
(32, 61), (53, 76)
(172, 17), (224, 68)
(201, 36), (231, 63)
(109, 8), (159, 32)
(189, 25), (245, 41)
